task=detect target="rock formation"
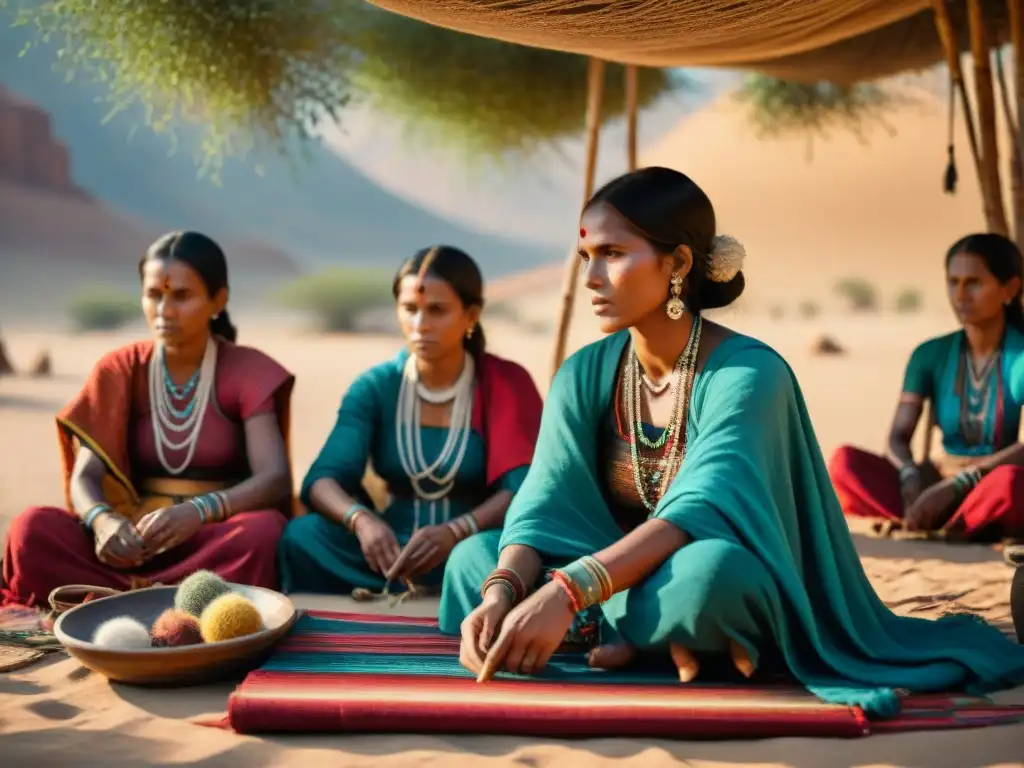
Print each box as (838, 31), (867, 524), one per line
(0, 86), (85, 197)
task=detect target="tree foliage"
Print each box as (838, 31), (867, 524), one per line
(734, 75), (901, 146)
(4, 0), (678, 173)
(7, 0), (359, 173)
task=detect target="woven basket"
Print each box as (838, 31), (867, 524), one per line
(48, 585), (122, 616)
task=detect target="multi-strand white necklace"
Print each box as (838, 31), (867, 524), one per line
(395, 352), (475, 531)
(148, 337), (217, 476)
(625, 315), (702, 513)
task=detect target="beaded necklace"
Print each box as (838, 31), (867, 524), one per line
(148, 338), (217, 475)
(623, 315), (702, 513)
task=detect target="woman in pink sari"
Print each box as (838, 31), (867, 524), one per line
(1, 231), (295, 608)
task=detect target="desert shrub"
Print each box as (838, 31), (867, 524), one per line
(834, 278), (878, 312)
(798, 300), (820, 319)
(486, 301), (520, 323)
(274, 268), (394, 332)
(894, 287), (923, 314)
(67, 289), (140, 331)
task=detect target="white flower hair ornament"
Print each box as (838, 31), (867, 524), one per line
(707, 235), (746, 283)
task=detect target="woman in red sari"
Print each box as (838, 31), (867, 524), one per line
(1, 231), (295, 608)
(829, 234), (1024, 544)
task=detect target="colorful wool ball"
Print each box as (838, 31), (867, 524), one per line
(174, 570), (232, 618)
(150, 608), (203, 648)
(92, 616), (152, 649)
(199, 593), (264, 643)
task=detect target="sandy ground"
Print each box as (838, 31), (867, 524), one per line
(1, 310), (1022, 767)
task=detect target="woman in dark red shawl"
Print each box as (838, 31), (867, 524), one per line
(278, 246), (542, 597)
(1, 232), (295, 609)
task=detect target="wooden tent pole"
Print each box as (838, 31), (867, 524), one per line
(967, 0), (1010, 235)
(625, 64), (639, 171)
(1009, 0), (1023, 246)
(550, 57), (606, 381)
(932, 0), (983, 186)
(996, 47), (1023, 246)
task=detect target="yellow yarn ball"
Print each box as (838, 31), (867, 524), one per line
(198, 593), (264, 643)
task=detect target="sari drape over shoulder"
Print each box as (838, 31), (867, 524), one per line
(498, 331), (1024, 717)
(1, 339), (296, 608)
(55, 340), (296, 519)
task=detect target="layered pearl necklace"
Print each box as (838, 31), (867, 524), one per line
(395, 352), (475, 530)
(148, 338), (218, 476)
(625, 315), (702, 513)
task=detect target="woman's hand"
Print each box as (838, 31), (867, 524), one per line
(477, 580), (576, 682)
(386, 525), (459, 582)
(458, 585), (515, 674)
(905, 479), (960, 531)
(93, 513), (145, 569)
(899, 467), (926, 510)
(352, 512), (402, 575)
(136, 503), (204, 558)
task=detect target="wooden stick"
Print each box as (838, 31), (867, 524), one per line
(550, 57), (606, 381)
(1010, 0), (1024, 246)
(931, 0), (983, 184)
(625, 64), (638, 172)
(995, 45), (1023, 246)
(967, 0), (1010, 235)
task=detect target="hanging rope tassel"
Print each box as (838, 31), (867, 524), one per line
(944, 71), (959, 195)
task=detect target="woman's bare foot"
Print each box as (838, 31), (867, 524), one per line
(670, 642), (700, 682)
(730, 639), (755, 678)
(587, 642), (635, 670)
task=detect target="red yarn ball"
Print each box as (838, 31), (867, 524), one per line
(151, 608), (203, 647)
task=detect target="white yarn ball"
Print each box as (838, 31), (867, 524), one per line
(92, 616), (152, 649)
(707, 235), (746, 283)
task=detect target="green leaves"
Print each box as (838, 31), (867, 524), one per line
(4, 1), (679, 173)
(9, 0), (360, 175)
(735, 75), (900, 144)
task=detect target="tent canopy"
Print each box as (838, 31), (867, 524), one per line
(367, 0), (1011, 83)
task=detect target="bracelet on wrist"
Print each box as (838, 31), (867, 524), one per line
(555, 556), (614, 611)
(343, 504), (371, 533)
(191, 492), (229, 524)
(951, 467), (983, 497)
(82, 503), (113, 531)
(481, 567), (528, 605)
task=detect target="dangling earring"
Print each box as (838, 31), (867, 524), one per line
(465, 326), (474, 339)
(666, 272), (685, 320)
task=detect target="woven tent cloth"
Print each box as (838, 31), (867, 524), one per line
(367, 0), (1011, 83)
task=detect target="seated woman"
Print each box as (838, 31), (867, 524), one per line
(1, 232), (294, 608)
(440, 168), (1024, 718)
(278, 246), (542, 596)
(830, 234), (1024, 543)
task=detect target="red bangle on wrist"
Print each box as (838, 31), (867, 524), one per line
(551, 571), (583, 614)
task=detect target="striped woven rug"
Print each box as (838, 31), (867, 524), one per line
(226, 610), (1024, 738)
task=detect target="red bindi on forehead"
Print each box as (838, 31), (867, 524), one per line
(580, 227), (586, 238)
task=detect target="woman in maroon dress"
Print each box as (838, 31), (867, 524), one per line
(1, 231), (295, 608)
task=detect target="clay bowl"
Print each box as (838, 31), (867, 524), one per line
(53, 584), (297, 686)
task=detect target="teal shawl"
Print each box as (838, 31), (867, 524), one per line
(500, 331), (1024, 717)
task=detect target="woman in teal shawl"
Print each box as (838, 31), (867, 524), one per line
(439, 167), (1024, 719)
(829, 233), (1024, 557)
